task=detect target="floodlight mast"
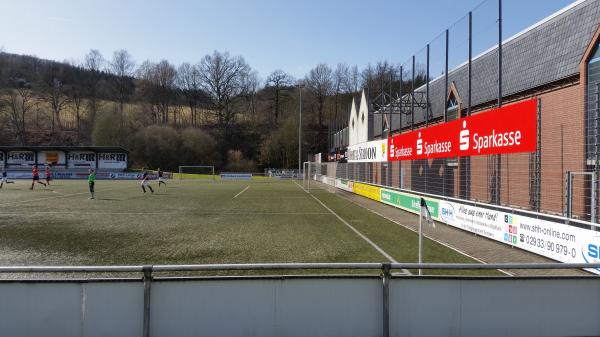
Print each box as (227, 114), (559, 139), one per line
(297, 83), (305, 174)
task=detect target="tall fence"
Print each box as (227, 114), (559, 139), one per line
(1, 263), (599, 337)
(327, 0), (600, 223)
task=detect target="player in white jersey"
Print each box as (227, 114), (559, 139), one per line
(157, 168), (166, 187)
(0, 170), (14, 189)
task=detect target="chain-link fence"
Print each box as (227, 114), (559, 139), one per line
(323, 0), (600, 224)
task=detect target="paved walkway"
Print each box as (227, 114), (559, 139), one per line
(324, 186), (589, 276)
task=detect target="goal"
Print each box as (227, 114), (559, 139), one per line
(177, 165), (216, 182)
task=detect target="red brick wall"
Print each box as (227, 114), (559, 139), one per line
(538, 84), (585, 217)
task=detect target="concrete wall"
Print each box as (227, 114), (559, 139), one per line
(0, 276), (599, 337)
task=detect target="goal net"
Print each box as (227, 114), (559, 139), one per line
(302, 162), (336, 193)
(177, 165), (216, 182)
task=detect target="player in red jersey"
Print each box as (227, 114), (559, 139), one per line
(45, 165), (52, 186)
(30, 165), (47, 190)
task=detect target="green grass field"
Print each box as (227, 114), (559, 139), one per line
(0, 178), (500, 276)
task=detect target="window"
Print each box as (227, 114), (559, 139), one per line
(587, 42), (600, 161)
(447, 94), (459, 121)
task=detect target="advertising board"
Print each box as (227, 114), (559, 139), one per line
(329, 177), (600, 274)
(6, 171), (156, 180)
(380, 188), (439, 218)
(438, 199), (600, 273)
(38, 151), (66, 167)
(335, 179), (354, 192)
(347, 140), (388, 163)
(388, 99), (537, 161)
(98, 153), (127, 170)
(6, 151), (35, 167)
(67, 152), (96, 169)
(0, 151), (4, 169)
(353, 182), (381, 202)
(221, 173), (252, 180)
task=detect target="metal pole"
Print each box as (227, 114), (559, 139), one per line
(142, 265), (153, 337)
(399, 66), (403, 131)
(536, 97), (542, 212)
(468, 12), (472, 116)
(444, 29), (449, 123)
(496, 0), (503, 205)
(389, 72), (393, 137)
(595, 83), (600, 222)
(298, 85), (302, 173)
(411, 55), (415, 130)
(466, 11), (473, 200)
(426, 44), (430, 127)
(382, 263), (391, 337)
(388, 73), (393, 187)
(418, 212), (423, 276)
(381, 77), (385, 138)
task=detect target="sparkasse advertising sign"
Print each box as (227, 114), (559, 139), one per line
(388, 99), (537, 161)
(347, 139), (387, 162)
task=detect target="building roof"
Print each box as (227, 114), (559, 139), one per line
(0, 146), (129, 153)
(372, 0), (600, 138)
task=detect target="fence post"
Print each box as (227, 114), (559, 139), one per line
(382, 263), (391, 337)
(143, 265), (153, 337)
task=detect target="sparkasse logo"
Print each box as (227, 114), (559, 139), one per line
(416, 132), (423, 155)
(459, 120), (469, 151)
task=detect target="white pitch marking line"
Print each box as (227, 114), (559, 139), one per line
(334, 191), (513, 277)
(233, 186), (250, 199)
(0, 211), (331, 216)
(295, 181), (411, 275)
(0, 185), (132, 207)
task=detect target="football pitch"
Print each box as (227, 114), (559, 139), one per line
(0, 179), (499, 276)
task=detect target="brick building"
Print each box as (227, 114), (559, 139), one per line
(333, 0), (600, 222)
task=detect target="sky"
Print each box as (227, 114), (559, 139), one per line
(0, 0), (577, 80)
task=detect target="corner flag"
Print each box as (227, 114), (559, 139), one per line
(420, 197), (435, 228)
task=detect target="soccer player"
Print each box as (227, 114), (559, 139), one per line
(30, 165), (47, 190)
(0, 169), (14, 189)
(88, 169), (96, 199)
(141, 171), (154, 194)
(45, 164), (52, 186)
(157, 168), (166, 187)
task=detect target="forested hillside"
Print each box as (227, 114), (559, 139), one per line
(0, 49), (425, 170)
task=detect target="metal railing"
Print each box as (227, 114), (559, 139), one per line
(1, 262), (599, 337)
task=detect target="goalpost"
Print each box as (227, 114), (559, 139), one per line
(177, 165), (216, 182)
(302, 161), (337, 194)
(303, 161), (311, 192)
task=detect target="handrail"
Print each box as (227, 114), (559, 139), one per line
(0, 262), (599, 273)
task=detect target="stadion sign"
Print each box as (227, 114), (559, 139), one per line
(388, 99), (537, 161)
(348, 140), (387, 162)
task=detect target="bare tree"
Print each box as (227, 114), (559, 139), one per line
(68, 85), (84, 140)
(197, 51), (251, 130)
(238, 70), (260, 122)
(0, 80), (36, 144)
(305, 63), (333, 127)
(333, 63), (351, 121)
(39, 63), (71, 131)
(43, 77), (70, 131)
(177, 62), (203, 127)
(342, 65), (360, 93)
(265, 69), (293, 125)
(108, 49), (135, 117)
(83, 49), (105, 123)
(137, 60), (177, 124)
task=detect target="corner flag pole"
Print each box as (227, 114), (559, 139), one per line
(419, 197), (435, 276)
(419, 203), (423, 276)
